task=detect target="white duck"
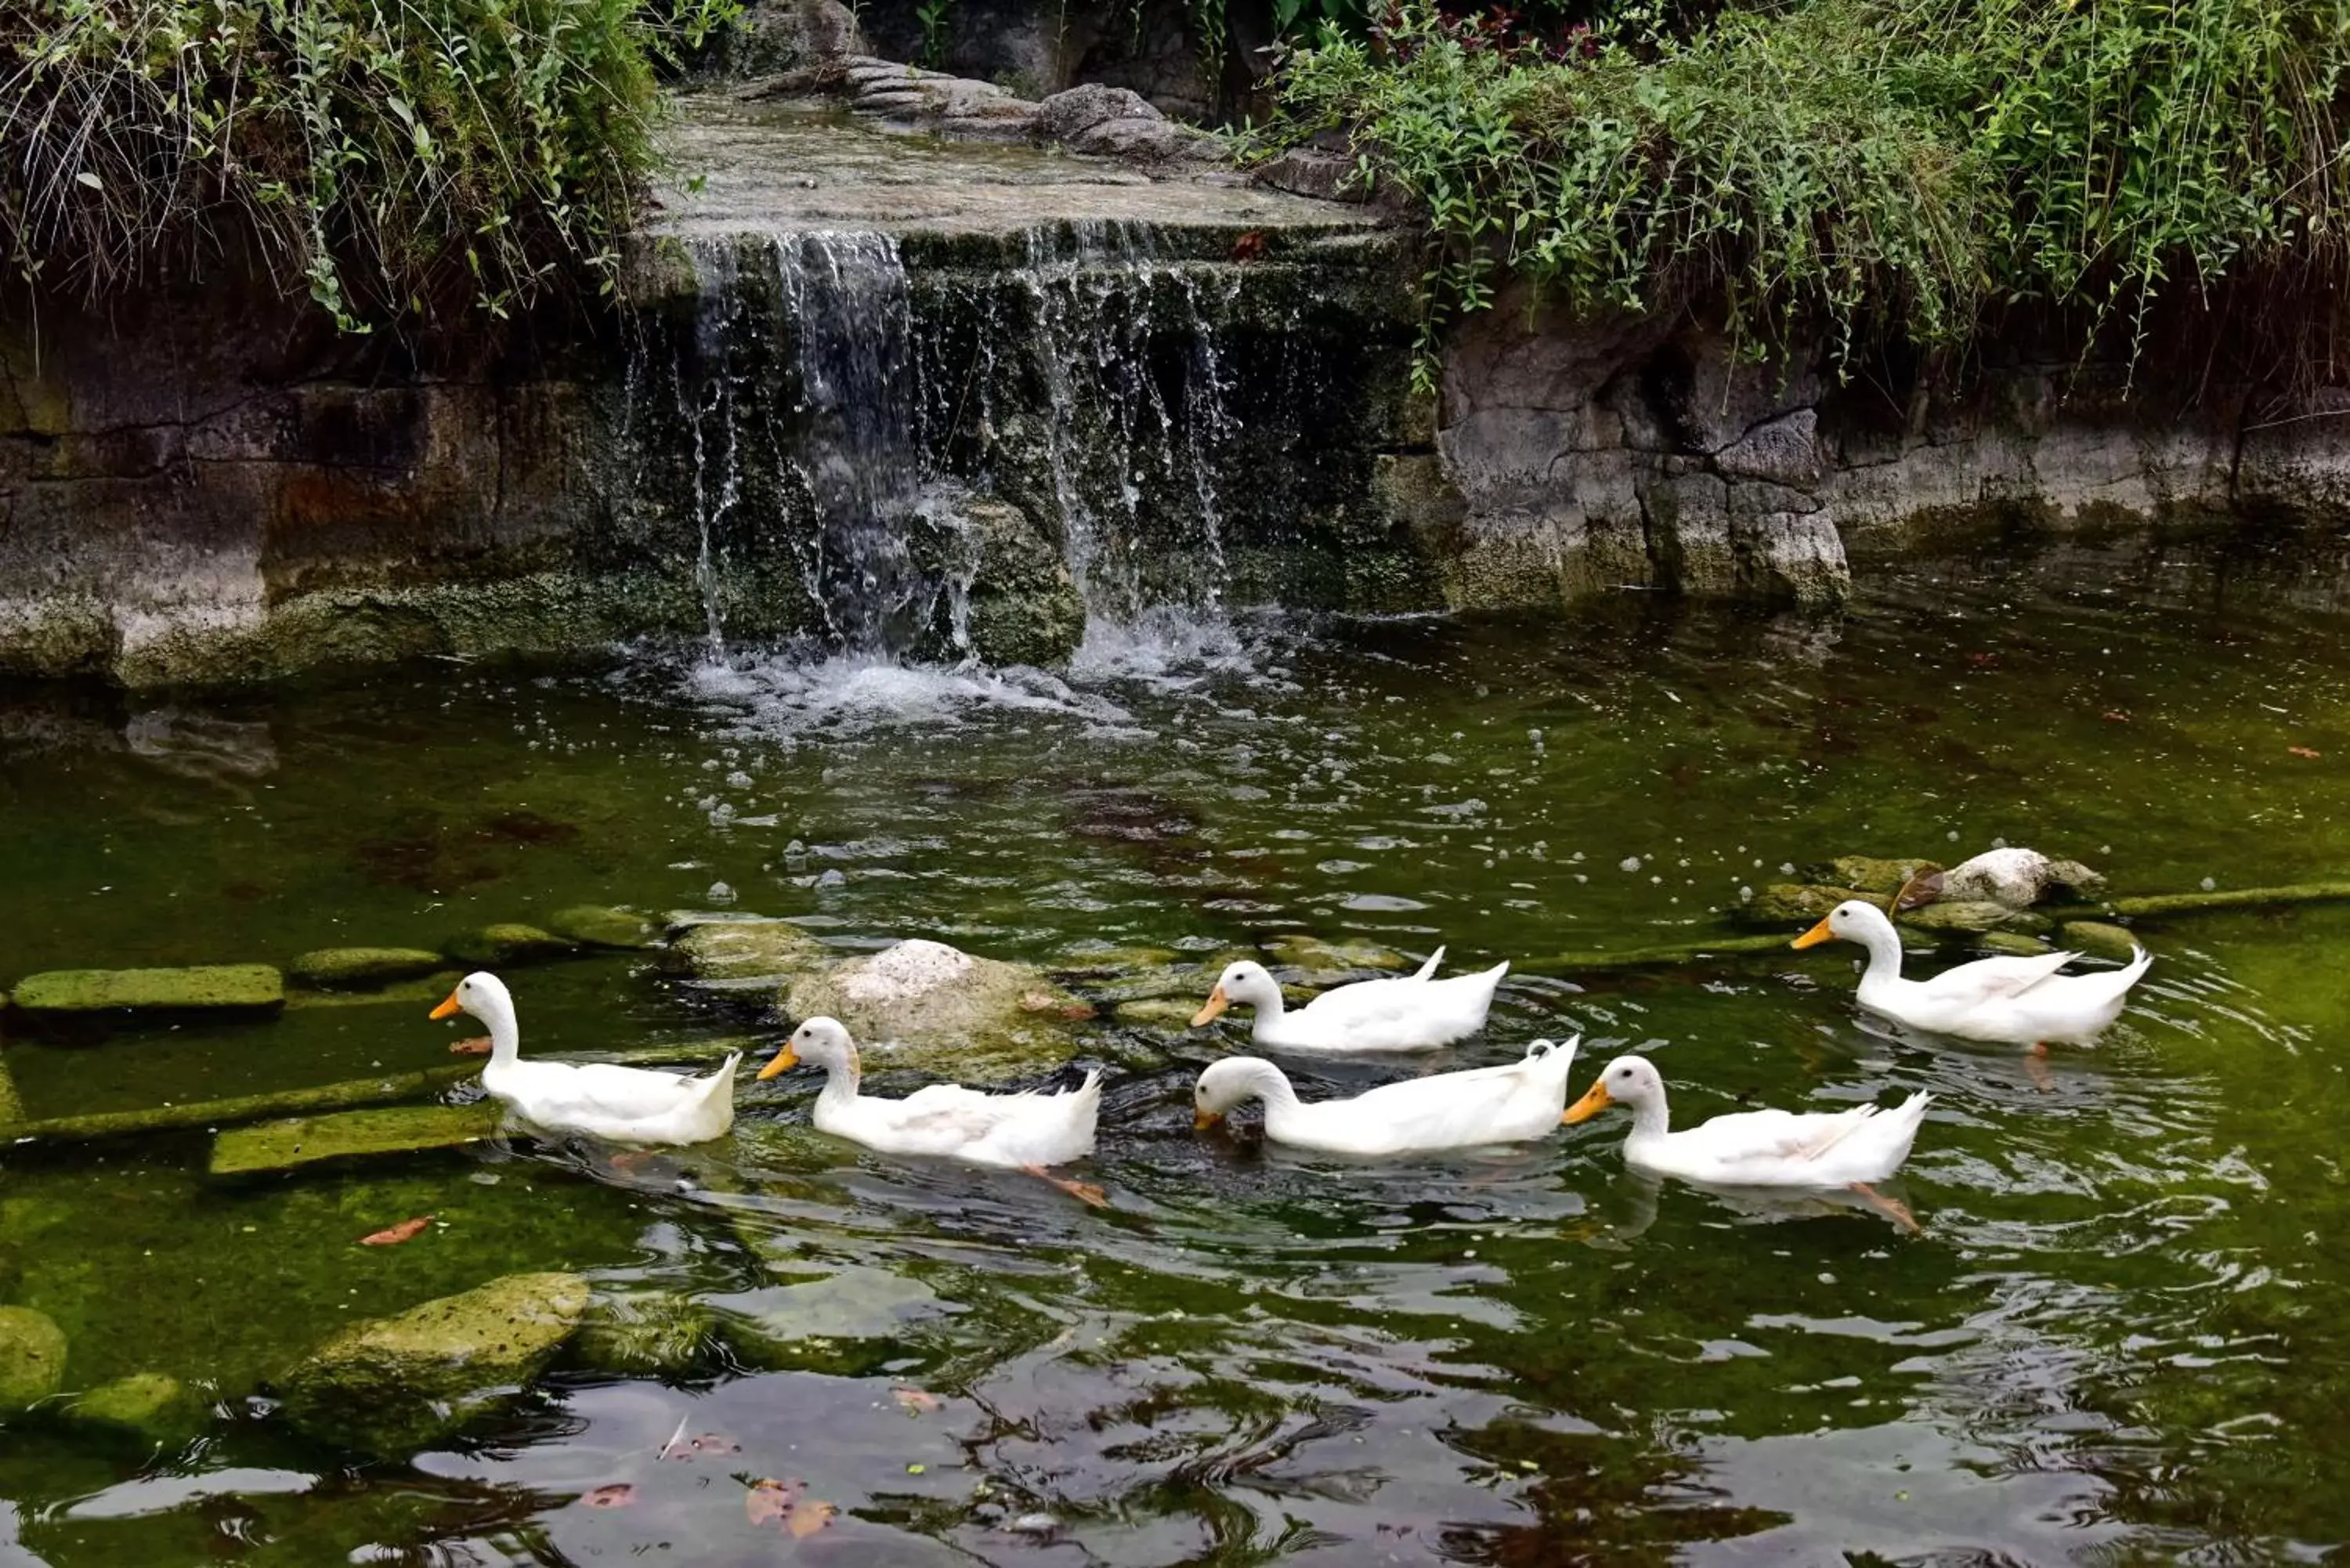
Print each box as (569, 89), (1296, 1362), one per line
(1566, 1054), (1930, 1209)
(1191, 1038), (1578, 1155)
(430, 972), (739, 1146)
(1794, 899), (2152, 1046)
(758, 1017), (1105, 1205)
(1191, 947), (1509, 1053)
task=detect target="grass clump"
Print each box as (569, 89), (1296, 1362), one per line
(1268, 0), (2350, 385)
(0, 0), (736, 331)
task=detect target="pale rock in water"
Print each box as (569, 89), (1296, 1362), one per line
(783, 938), (1084, 1081)
(1942, 847), (2106, 909)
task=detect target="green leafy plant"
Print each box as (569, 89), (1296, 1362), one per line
(917, 0), (953, 66)
(0, 0), (740, 331)
(1267, 0), (2350, 386)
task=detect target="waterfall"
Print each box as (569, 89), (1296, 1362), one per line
(638, 219), (1263, 668)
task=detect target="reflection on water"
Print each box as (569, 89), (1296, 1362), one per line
(2, 543), (2348, 1563)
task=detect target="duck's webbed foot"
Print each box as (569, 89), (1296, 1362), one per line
(1025, 1165), (1109, 1208)
(1849, 1182), (1921, 1234)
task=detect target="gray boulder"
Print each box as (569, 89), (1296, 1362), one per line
(1943, 847), (2106, 909)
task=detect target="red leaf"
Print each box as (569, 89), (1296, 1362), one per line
(359, 1215), (433, 1246)
(2101, 710), (2130, 723)
(2290, 746), (2322, 759)
(1231, 230), (1265, 262)
(1965, 652), (1997, 668)
(450, 1036), (493, 1056)
(891, 1386), (942, 1415)
(790, 1499), (838, 1538)
(581, 1483), (637, 1509)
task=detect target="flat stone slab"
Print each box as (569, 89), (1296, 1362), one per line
(642, 96), (1390, 247)
(210, 1102), (503, 1176)
(9, 964), (284, 1017)
(287, 948), (447, 989)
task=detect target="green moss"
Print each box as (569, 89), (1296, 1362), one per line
(671, 918), (830, 987)
(9, 965), (284, 1017)
(545, 905), (662, 950)
(2060, 920), (2143, 962)
(69, 1372), (202, 1443)
(575, 1292), (718, 1378)
(275, 1272), (590, 1454)
(210, 1104), (502, 1176)
(0, 1306), (67, 1408)
(443, 924), (579, 967)
(286, 948), (449, 990)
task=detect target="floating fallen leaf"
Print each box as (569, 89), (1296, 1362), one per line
(790, 1499), (837, 1538)
(1231, 229), (1264, 262)
(359, 1215), (433, 1246)
(450, 1035), (492, 1055)
(1965, 651), (1997, 667)
(2290, 746), (2322, 759)
(746, 1477), (801, 1529)
(892, 1386), (943, 1415)
(2102, 710), (2130, 723)
(580, 1483), (637, 1508)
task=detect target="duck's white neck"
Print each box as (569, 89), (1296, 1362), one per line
(1850, 912), (1910, 992)
(1241, 984), (1287, 1035)
(1242, 1061), (1303, 1128)
(1620, 1086), (1672, 1151)
(477, 996), (524, 1086)
(812, 1050), (865, 1122)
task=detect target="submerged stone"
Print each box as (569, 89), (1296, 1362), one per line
(0, 1306), (67, 1407)
(1744, 884), (1869, 923)
(69, 1371), (202, 1443)
(9, 965), (284, 1019)
(287, 948), (447, 989)
(1898, 901), (2052, 936)
(1113, 995), (1205, 1030)
(575, 1292), (718, 1378)
(672, 917), (830, 988)
(782, 938), (1081, 1080)
(2059, 920), (2142, 963)
(276, 1271), (590, 1454)
(1262, 935), (1411, 977)
(1816, 856), (1941, 896)
(547, 905), (663, 950)
(210, 1103), (502, 1176)
(714, 1266), (949, 1376)
(443, 923), (579, 966)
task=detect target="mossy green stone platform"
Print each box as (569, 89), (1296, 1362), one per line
(210, 1102), (504, 1176)
(9, 965), (284, 1018)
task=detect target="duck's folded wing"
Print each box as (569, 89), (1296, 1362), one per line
(1695, 1105), (1882, 1165)
(1341, 1070), (1546, 1147)
(536, 1062), (696, 1120)
(1914, 950), (2081, 1004)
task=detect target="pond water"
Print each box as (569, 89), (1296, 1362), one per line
(2, 529), (2348, 1564)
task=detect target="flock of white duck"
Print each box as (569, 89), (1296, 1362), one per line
(428, 886), (2153, 1219)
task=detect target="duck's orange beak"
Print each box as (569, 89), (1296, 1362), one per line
(1563, 1082), (1613, 1125)
(1191, 985), (1229, 1028)
(429, 992), (462, 1021)
(1791, 916), (1835, 949)
(756, 1044), (801, 1081)
(1194, 1108), (1224, 1130)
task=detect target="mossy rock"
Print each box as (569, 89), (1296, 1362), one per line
(275, 1272), (589, 1455)
(575, 1292), (718, 1378)
(546, 905), (663, 950)
(0, 1306), (67, 1408)
(1050, 945), (1181, 978)
(2059, 920), (2142, 963)
(1975, 931), (2055, 958)
(69, 1372), (203, 1443)
(1810, 856), (1941, 895)
(443, 924), (579, 967)
(1114, 996), (1206, 1030)
(781, 938), (1081, 1081)
(713, 1266), (949, 1377)
(1743, 884), (1869, 924)
(671, 918), (830, 988)
(1898, 901), (2052, 937)
(287, 948), (448, 990)
(1261, 935), (1411, 977)
(210, 1102), (502, 1176)
(8, 965), (284, 1020)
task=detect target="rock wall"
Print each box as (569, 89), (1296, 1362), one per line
(1428, 291), (2350, 610)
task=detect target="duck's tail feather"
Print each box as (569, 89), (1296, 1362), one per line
(700, 1052), (743, 1103)
(1409, 945), (1447, 982)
